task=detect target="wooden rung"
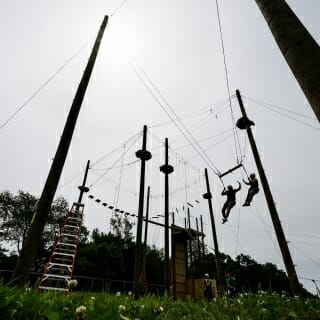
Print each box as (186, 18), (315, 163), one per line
(43, 273), (71, 280)
(219, 164), (242, 178)
(39, 286), (68, 292)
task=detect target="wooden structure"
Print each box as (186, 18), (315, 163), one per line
(171, 225), (205, 299)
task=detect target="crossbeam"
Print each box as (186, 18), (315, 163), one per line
(219, 164), (242, 178)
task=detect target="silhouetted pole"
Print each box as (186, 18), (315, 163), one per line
(144, 186), (150, 246)
(134, 125), (151, 299)
(187, 208), (193, 267)
(140, 186), (151, 295)
(255, 0), (320, 122)
(78, 160), (90, 204)
(196, 218), (202, 260)
(200, 215), (205, 258)
(171, 211), (175, 225)
(236, 89), (303, 298)
(203, 168), (224, 290)
(160, 137), (174, 295)
(10, 16), (109, 287)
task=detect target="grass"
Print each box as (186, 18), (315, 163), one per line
(0, 281), (319, 320)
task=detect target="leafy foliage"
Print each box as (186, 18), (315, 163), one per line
(0, 190), (89, 275)
(0, 281), (319, 320)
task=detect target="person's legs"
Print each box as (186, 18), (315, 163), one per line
(245, 188), (258, 205)
(222, 202), (228, 219)
(225, 202), (235, 219)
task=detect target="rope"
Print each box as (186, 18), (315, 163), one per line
(150, 98), (229, 129)
(235, 174), (243, 256)
(110, 0), (130, 17)
(214, 0), (242, 163)
(91, 159), (139, 170)
(0, 36), (94, 133)
(241, 164), (250, 180)
(91, 130), (141, 167)
(113, 144), (126, 224)
(245, 96), (314, 120)
(290, 242), (320, 271)
(58, 131), (141, 191)
(246, 96), (320, 132)
(130, 60), (221, 178)
(89, 132), (142, 188)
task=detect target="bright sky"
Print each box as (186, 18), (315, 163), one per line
(1, 0), (319, 294)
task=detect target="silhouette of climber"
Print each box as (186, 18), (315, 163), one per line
(243, 173), (259, 206)
(221, 182), (241, 223)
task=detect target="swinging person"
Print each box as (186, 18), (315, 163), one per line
(242, 173), (259, 206)
(221, 182), (241, 223)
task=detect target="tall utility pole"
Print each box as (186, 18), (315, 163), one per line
(78, 160), (90, 204)
(200, 215), (205, 258)
(203, 168), (224, 290)
(187, 208), (193, 269)
(196, 218), (202, 260)
(140, 186), (151, 295)
(236, 89), (303, 298)
(160, 137), (174, 295)
(10, 16), (109, 287)
(144, 186), (151, 246)
(134, 125), (151, 299)
(255, 0), (320, 122)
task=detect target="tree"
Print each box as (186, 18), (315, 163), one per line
(0, 190), (89, 274)
(110, 214), (134, 245)
(0, 191), (69, 254)
(0, 191), (38, 253)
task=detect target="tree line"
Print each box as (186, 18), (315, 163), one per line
(0, 190), (311, 296)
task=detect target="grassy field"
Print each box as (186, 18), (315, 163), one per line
(0, 281), (319, 320)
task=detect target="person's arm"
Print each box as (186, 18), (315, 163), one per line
(242, 179), (250, 185)
(235, 182), (241, 192)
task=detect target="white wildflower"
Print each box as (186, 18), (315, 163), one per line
(118, 305), (126, 313)
(68, 279), (78, 288)
(153, 305), (164, 313)
(75, 305), (87, 319)
(90, 296), (95, 301)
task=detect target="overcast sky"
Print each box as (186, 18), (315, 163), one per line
(1, 0), (320, 294)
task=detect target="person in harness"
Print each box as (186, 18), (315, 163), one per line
(243, 173), (259, 206)
(203, 273), (213, 301)
(221, 182), (241, 224)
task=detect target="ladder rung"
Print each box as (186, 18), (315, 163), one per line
(65, 225), (79, 229)
(49, 262), (72, 269)
(62, 233), (78, 238)
(43, 273), (71, 280)
(68, 216), (82, 220)
(54, 252), (74, 257)
(56, 248), (74, 254)
(39, 286), (68, 292)
(57, 242), (76, 247)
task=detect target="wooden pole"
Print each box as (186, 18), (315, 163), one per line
(10, 16), (109, 287)
(196, 218), (202, 261)
(200, 215), (205, 258)
(203, 168), (224, 290)
(78, 160), (90, 204)
(160, 138), (174, 295)
(255, 0), (320, 122)
(134, 125), (151, 298)
(236, 89), (303, 298)
(144, 186), (150, 245)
